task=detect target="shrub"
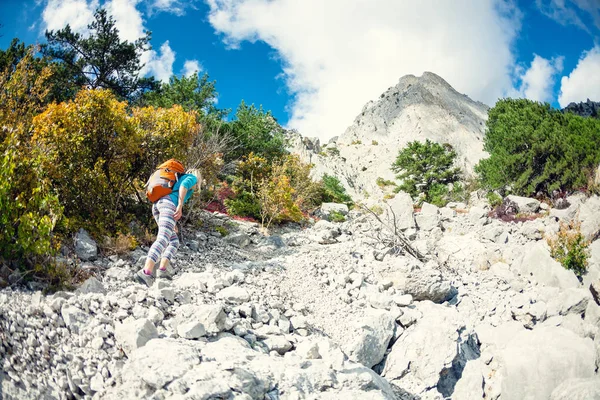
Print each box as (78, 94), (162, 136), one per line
(392, 140), (461, 206)
(328, 210), (346, 223)
(372, 140), (379, 145)
(376, 177), (395, 188)
(101, 233), (138, 256)
(351, 140), (362, 145)
(277, 155), (324, 212)
(322, 174), (353, 206)
(257, 170), (302, 229)
(475, 98), (600, 196)
(224, 153), (270, 220)
(0, 50), (63, 267)
(215, 225), (229, 237)
(32, 89), (198, 235)
(486, 192), (503, 208)
(547, 221), (589, 276)
(326, 147), (340, 157)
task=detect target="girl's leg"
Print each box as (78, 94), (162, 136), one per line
(144, 198), (176, 275)
(159, 230), (180, 270)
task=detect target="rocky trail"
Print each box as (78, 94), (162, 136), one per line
(2, 194), (600, 400)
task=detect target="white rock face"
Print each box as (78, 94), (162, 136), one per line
(383, 301), (465, 395)
(288, 72), (488, 201)
(499, 326), (597, 400)
(506, 195), (541, 213)
(550, 378), (600, 400)
(515, 242), (580, 289)
(115, 318), (158, 356)
(344, 310), (396, 368)
(579, 195), (600, 241)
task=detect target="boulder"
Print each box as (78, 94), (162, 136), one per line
(344, 310), (396, 368)
(383, 302), (466, 395)
(499, 326), (596, 400)
(115, 318), (158, 356)
(311, 220), (342, 244)
(551, 378), (600, 400)
(515, 242), (580, 289)
(176, 304), (226, 335)
(60, 305), (90, 335)
(415, 202), (441, 231)
(506, 195), (540, 213)
(263, 336), (293, 355)
(402, 264), (457, 303)
(75, 228), (97, 261)
(76, 276), (106, 295)
(320, 202), (349, 219)
(217, 286), (251, 304)
(580, 195), (600, 241)
(223, 233), (251, 248)
(123, 338), (201, 389)
(383, 191), (416, 231)
(452, 359), (485, 400)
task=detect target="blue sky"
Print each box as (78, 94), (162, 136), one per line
(1, 0), (599, 140)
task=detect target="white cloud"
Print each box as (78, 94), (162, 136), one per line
(104, 0), (146, 43)
(42, 0), (98, 34)
(142, 41), (176, 82)
(559, 46), (600, 106)
(536, 0), (600, 32)
(206, 0), (522, 140)
(149, 0), (198, 16)
(182, 60), (203, 76)
(510, 54), (564, 102)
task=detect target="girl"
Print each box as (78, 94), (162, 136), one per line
(136, 160), (199, 287)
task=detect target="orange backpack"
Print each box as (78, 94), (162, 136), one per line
(145, 159), (185, 203)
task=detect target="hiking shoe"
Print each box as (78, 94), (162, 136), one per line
(156, 267), (173, 280)
(135, 269), (155, 287)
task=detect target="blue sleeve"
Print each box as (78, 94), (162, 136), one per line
(180, 174), (197, 190)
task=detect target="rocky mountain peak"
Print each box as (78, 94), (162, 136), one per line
(289, 72), (489, 201)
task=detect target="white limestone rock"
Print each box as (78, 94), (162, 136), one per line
(506, 195), (540, 214)
(499, 326), (596, 400)
(217, 286), (251, 304)
(515, 242), (580, 289)
(344, 309), (395, 368)
(114, 318), (158, 356)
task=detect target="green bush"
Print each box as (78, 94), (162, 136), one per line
(326, 147), (340, 157)
(486, 192), (503, 207)
(475, 98), (600, 196)
(392, 139), (461, 206)
(328, 210), (346, 223)
(376, 177), (395, 188)
(547, 221), (589, 276)
(0, 51), (63, 269)
(322, 174), (353, 206)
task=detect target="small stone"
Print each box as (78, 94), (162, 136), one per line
(91, 337), (104, 350)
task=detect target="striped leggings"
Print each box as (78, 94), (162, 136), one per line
(147, 197), (179, 263)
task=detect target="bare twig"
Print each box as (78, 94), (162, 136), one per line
(360, 204), (426, 261)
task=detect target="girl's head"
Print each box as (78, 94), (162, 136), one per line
(186, 168), (203, 190)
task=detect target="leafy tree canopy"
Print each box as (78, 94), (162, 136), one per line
(225, 101), (287, 162)
(392, 139), (460, 205)
(43, 8), (156, 101)
(475, 98), (600, 196)
(139, 72), (223, 117)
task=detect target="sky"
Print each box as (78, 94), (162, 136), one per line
(0, 0), (599, 141)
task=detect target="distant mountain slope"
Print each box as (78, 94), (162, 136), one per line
(288, 72), (489, 200)
(562, 99), (600, 119)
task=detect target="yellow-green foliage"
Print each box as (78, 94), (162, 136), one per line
(32, 88), (198, 235)
(372, 140), (378, 145)
(277, 154), (323, 212)
(258, 166), (303, 229)
(547, 220), (589, 276)
(0, 50), (63, 264)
